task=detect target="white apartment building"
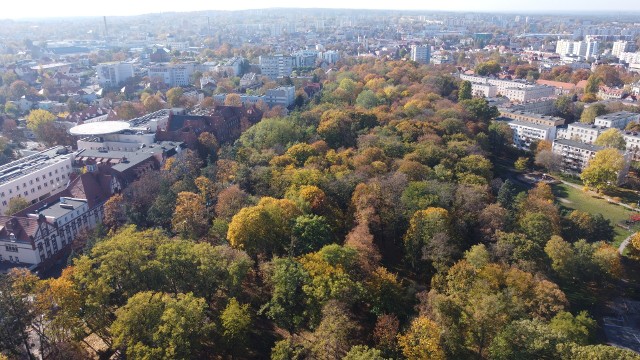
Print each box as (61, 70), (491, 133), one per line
(501, 85), (555, 102)
(471, 83), (497, 97)
(459, 74), (552, 102)
(594, 111), (640, 129)
(259, 55), (295, 79)
(552, 138), (630, 183)
(508, 98), (556, 115)
(613, 40), (636, 58)
(555, 39), (599, 59)
(564, 123), (605, 144)
(552, 139), (603, 173)
(556, 40), (574, 56)
(147, 63), (195, 87)
(499, 110), (566, 127)
(321, 50), (340, 64)
(622, 131), (640, 160)
(410, 45), (431, 64)
(619, 52), (640, 64)
(265, 86), (296, 108)
(0, 147), (74, 215)
(503, 119), (557, 150)
(96, 62), (134, 88)
(291, 50), (319, 67)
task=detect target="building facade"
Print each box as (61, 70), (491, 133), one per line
(96, 62), (134, 88)
(410, 45), (431, 64)
(259, 55), (295, 79)
(0, 147), (74, 215)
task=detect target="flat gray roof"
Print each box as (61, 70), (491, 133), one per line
(31, 198), (86, 219)
(554, 138), (604, 152)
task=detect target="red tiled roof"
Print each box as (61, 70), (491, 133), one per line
(536, 79), (575, 91)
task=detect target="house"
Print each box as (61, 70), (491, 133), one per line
(0, 171), (112, 272)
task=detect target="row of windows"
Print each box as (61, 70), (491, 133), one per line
(0, 255), (19, 262)
(5, 244), (18, 252)
(1, 175), (66, 198)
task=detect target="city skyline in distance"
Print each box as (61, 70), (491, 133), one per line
(3, 0), (640, 20)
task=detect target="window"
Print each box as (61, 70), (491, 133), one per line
(30, 180), (33, 185)
(2, 201), (6, 206)
(5, 244), (18, 252)
(36, 177), (39, 182)
(42, 175), (46, 180)
(23, 183), (26, 188)
(37, 186), (41, 190)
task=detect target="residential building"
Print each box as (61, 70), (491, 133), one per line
(96, 62), (134, 88)
(0, 147), (74, 215)
(594, 111), (640, 129)
(292, 50), (319, 67)
(613, 40), (636, 58)
(265, 86), (296, 108)
(556, 39), (574, 56)
(564, 122), (605, 144)
(501, 85), (555, 102)
(500, 119), (557, 150)
(0, 172), (112, 271)
(459, 74), (553, 102)
(410, 45), (431, 64)
(536, 79), (577, 95)
(499, 110), (566, 127)
(147, 62), (195, 87)
(259, 55), (295, 79)
(552, 138), (630, 183)
(622, 131), (640, 160)
(507, 98), (556, 115)
(552, 138), (602, 172)
(321, 50), (340, 64)
(239, 72), (259, 88)
(470, 83), (497, 98)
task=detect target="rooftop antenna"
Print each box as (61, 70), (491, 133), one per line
(207, 16), (211, 37)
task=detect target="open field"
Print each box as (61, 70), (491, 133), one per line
(552, 183), (636, 246)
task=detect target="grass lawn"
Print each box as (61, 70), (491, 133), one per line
(552, 183), (636, 246)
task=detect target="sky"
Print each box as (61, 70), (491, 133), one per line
(3, 0), (640, 19)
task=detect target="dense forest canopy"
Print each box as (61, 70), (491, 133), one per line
(1, 58), (639, 360)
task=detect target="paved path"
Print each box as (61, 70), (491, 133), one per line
(620, 233), (636, 254)
(556, 180), (638, 254)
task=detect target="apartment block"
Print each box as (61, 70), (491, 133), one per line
(0, 147), (74, 215)
(147, 62), (195, 87)
(499, 110), (566, 127)
(502, 119), (557, 150)
(259, 55), (295, 79)
(564, 123), (606, 144)
(410, 45), (431, 64)
(594, 111), (640, 129)
(96, 62), (134, 88)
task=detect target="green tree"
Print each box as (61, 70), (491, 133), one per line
(475, 60), (501, 76)
(221, 298), (252, 349)
(404, 207), (452, 270)
(461, 98), (499, 122)
(291, 215), (333, 255)
(26, 109), (57, 141)
(343, 345), (387, 360)
(111, 291), (213, 360)
(514, 156), (530, 172)
(355, 89), (379, 109)
(458, 80), (472, 101)
(580, 103), (607, 123)
(581, 148), (625, 192)
(166, 87), (184, 107)
(4, 196), (30, 215)
(584, 74), (601, 94)
(594, 128), (626, 150)
(261, 258), (310, 333)
(0, 269), (39, 360)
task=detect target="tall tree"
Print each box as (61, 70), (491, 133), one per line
(581, 148), (625, 192)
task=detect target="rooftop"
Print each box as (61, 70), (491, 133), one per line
(503, 119), (555, 130)
(128, 109), (171, 129)
(595, 111), (639, 122)
(568, 122), (606, 130)
(69, 121), (131, 136)
(554, 138), (604, 152)
(31, 197), (86, 220)
(0, 147), (72, 186)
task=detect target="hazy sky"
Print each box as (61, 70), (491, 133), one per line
(3, 0), (640, 19)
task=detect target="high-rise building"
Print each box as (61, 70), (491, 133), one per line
(147, 62), (196, 87)
(96, 62), (134, 88)
(613, 40), (636, 58)
(410, 45), (431, 64)
(555, 39), (574, 56)
(259, 55), (295, 79)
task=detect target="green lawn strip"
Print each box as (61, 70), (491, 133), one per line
(552, 183), (633, 247)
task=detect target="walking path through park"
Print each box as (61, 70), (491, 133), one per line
(556, 180), (637, 254)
